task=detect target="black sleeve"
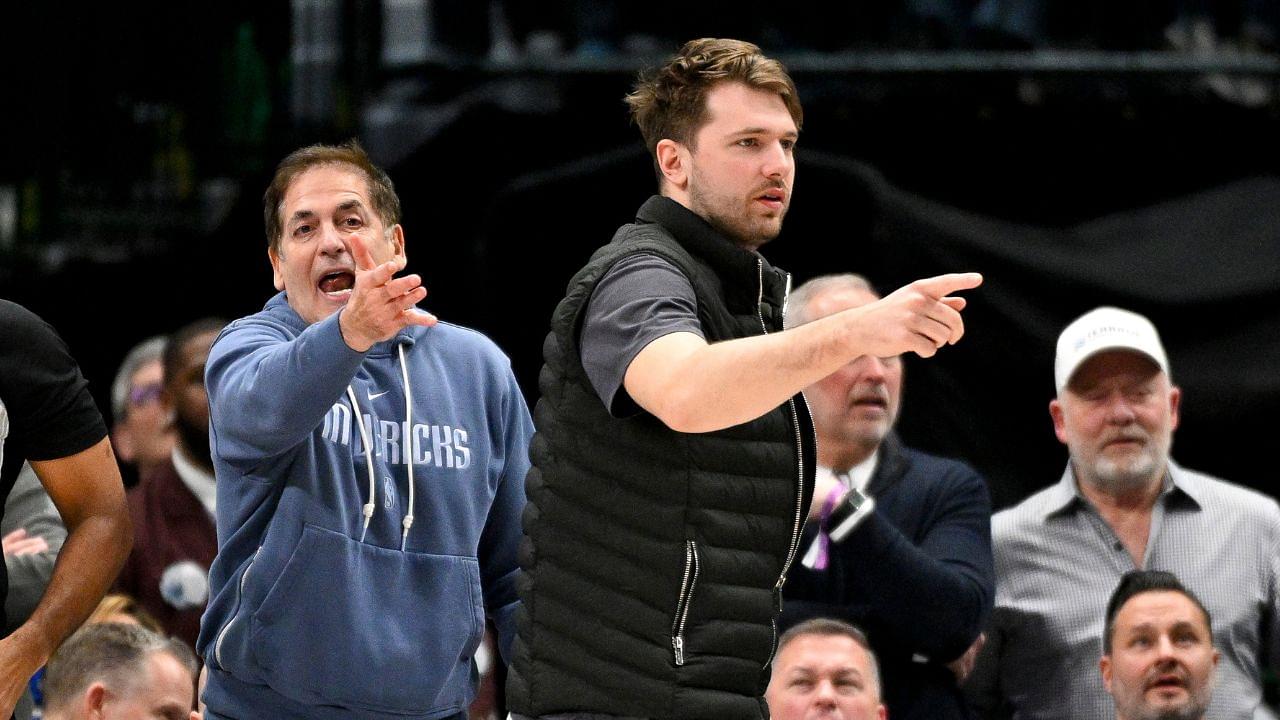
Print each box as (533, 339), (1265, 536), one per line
(0, 301), (108, 467)
(832, 464), (995, 662)
(578, 254), (703, 417)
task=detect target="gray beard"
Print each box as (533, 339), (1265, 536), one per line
(1089, 450), (1161, 494)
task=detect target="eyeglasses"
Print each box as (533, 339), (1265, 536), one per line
(128, 382), (164, 408)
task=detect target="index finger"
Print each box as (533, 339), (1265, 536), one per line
(348, 232), (377, 272)
(914, 272), (983, 299)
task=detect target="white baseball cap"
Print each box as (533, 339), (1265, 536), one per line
(1054, 306), (1170, 392)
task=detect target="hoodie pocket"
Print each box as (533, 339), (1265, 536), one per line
(251, 524), (484, 714)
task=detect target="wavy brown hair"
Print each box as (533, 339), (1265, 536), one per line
(625, 38), (802, 182)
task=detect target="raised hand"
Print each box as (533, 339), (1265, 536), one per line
(338, 232), (437, 352)
(846, 272), (983, 359)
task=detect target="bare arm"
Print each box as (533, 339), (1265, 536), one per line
(625, 273), (983, 433)
(0, 437), (131, 718)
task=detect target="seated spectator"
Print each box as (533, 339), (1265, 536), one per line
(766, 618), (887, 720)
(42, 623), (198, 720)
(109, 336), (173, 485)
(1101, 570), (1219, 720)
(116, 318), (224, 649)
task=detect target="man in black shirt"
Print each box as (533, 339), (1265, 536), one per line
(0, 301), (132, 718)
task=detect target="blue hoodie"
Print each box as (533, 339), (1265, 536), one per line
(198, 293), (531, 720)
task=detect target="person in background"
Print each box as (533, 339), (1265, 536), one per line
(109, 337), (173, 486)
(781, 273), (993, 720)
(41, 623), (198, 720)
(1101, 570), (1220, 720)
(967, 306), (1280, 718)
(766, 617), (887, 720)
(116, 319), (224, 649)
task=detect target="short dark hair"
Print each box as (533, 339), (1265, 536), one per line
(1103, 570), (1212, 654)
(625, 38), (802, 183)
(44, 623), (197, 714)
(163, 317), (228, 388)
(776, 617), (881, 693)
(263, 139), (401, 253)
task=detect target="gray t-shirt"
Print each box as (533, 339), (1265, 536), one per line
(579, 253), (703, 417)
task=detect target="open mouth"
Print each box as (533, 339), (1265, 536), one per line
(318, 270), (355, 297)
(757, 188), (786, 208)
(1148, 675), (1187, 692)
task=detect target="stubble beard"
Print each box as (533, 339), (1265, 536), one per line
(1129, 697), (1208, 720)
(688, 174), (785, 251)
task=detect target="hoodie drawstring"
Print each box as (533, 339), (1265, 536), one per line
(346, 386), (378, 543)
(345, 344), (416, 550)
(397, 344), (416, 551)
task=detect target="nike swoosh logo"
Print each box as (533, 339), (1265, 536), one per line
(368, 390), (389, 401)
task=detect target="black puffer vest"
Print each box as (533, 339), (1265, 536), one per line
(508, 197), (816, 720)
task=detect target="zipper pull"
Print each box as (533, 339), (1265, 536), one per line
(673, 636), (685, 666)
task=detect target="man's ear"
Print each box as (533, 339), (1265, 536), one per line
(1099, 655), (1113, 693)
(388, 224), (406, 263)
(655, 139), (689, 191)
(85, 682), (109, 716)
(269, 246), (285, 292)
(1049, 398), (1068, 445)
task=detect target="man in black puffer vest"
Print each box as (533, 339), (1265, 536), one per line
(508, 38), (984, 720)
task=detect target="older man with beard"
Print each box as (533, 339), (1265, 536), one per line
(966, 307), (1280, 720)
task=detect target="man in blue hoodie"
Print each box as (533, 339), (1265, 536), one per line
(199, 141), (533, 720)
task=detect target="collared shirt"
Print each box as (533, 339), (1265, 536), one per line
(171, 445), (216, 521)
(967, 461), (1280, 720)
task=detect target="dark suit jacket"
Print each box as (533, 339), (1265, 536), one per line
(780, 433), (995, 720)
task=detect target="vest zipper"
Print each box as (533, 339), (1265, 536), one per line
(214, 548), (259, 669)
(756, 259), (809, 664)
(671, 539), (700, 666)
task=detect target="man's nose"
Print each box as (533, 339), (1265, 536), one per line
(762, 141), (791, 179)
(862, 356), (888, 381)
(318, 223), (348, 255)
(1105, 394), (1137, 424)
(813, 679), (839, 705)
